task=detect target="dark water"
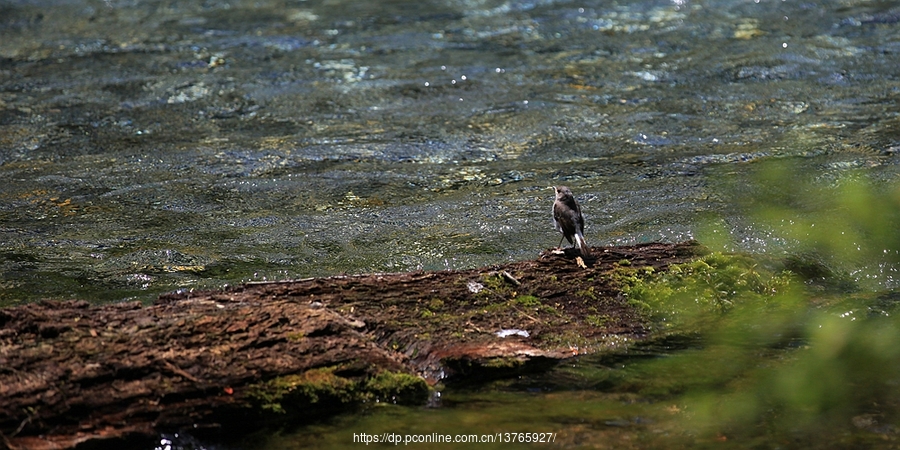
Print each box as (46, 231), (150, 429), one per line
(3, 0), (900, 448)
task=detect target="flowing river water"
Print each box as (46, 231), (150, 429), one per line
(2, 0), (900, 448)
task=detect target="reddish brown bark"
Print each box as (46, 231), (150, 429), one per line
(0, 242), (700, 449)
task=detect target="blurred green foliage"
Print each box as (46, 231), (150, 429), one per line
(752, 164), (900, 267)
(623, 162), (900, 447)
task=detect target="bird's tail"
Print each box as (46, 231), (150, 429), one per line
(575, 232), (589, 257)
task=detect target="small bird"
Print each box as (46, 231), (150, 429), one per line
(552, 186), (589, 257)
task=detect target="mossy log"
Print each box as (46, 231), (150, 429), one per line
(0, 242), (700, 449)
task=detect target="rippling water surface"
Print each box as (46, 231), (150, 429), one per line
(3, 0), (898, 304)
(2, 0), (900, 447)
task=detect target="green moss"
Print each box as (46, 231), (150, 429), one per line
(247, 368), (429, 413)
(576, 286), (598, 300)
(482, 356), (525, 369)
(482, 302), (509, 314)
(419, 298), (448, 319)
(286, 332), (305, 341)
(478, 273), (506, 293)
(475, 273), (517, 302)
(248, 367), (354, 413)
(585, 314), (609, 327)
(514, 295), (541, 307)
(427, 298), (445, 311)
(363, 372), (429, 403)
(621, 252), (796, 331)
(609, 264), (654, 289)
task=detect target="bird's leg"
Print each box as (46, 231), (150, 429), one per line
(550, 235), (567, 254)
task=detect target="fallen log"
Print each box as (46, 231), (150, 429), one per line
(0, 242), (701, 449)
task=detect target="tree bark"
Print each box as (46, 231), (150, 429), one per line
(0, 242), (700, 449)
